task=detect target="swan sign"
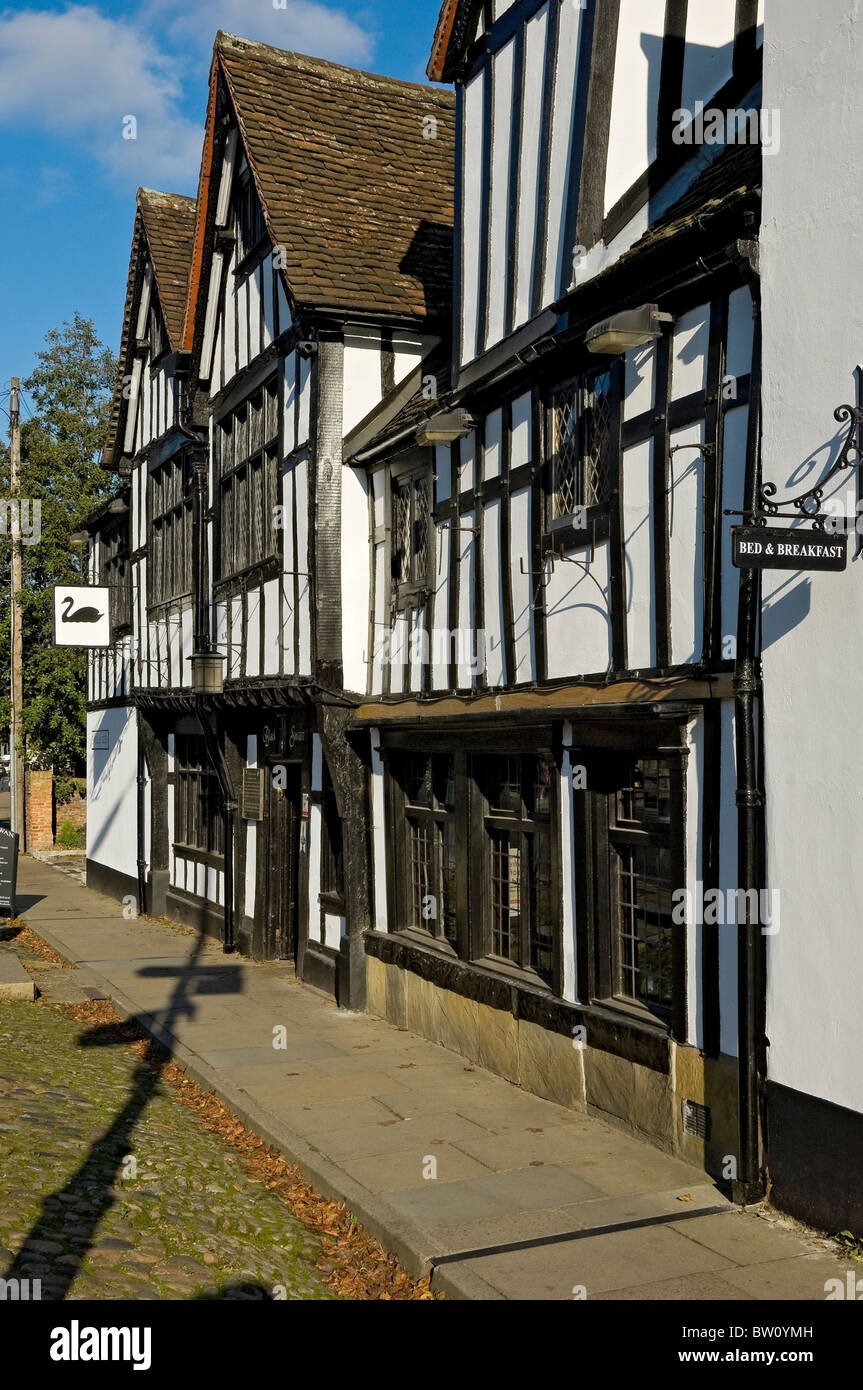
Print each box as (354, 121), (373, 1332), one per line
(53, 586), (111, 647)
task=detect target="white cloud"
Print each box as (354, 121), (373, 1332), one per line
(0, 0), (379, 194)
(143, 0), (376, 67)
(0, 5), (203, 190)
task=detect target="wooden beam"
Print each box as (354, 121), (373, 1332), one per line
(355, 674), (733, 723)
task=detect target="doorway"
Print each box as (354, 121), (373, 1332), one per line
(264, 761), (300, 961)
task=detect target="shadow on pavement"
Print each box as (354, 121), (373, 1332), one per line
(2, 926), (243, 1299)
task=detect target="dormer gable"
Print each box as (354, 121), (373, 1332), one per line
(103, 188), (196, 468)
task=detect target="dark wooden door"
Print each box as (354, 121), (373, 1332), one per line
(265, 763), (300, 961)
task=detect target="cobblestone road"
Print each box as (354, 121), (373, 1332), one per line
(0, 997), (335, 1301)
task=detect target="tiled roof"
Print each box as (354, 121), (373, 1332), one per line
(103, 189), (196, 465)
(137, 189), (196, 349)
(562, 144), (760, 320)
(633, 141), (761, 248)
(215, 33), (455, 321)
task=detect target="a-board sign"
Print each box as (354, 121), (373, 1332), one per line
(732, 526), (848, 572)
(53, 586), (111, 647)
(0, 826), (19, 919)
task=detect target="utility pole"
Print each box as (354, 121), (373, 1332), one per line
(9, 379), (25, 845)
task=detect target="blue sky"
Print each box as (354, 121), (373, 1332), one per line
(0, 0), (445, 415)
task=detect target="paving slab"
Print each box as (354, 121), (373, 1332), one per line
(0, 948), (36, 1000)
(11, 852), (854, 1302)
(452, 1221), (737, 1300)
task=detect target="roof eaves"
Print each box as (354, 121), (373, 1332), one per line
(181, 52), (221, 354)
(102, 208), (146, 467)
(137, 189), (196, 352)
(214, 44), (303, 320)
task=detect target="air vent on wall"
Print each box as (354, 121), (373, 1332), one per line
(682, 1099), (711, 1141)
(241, 767), (264, 821)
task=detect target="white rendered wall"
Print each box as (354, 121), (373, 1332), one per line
(760, 0), (863, 1114)
(87, 707), (138, 880)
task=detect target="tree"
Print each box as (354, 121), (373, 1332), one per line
(0, 315), (117, 773)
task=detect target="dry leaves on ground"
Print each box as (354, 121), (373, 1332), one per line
(54, 998), (439, 1301)
(0, 922), (73, 967)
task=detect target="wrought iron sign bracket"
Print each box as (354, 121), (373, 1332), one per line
(725, 375), (863, 558)
(520, 554), (554, 611)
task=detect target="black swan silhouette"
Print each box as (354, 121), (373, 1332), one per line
(61, 594), (104, 623)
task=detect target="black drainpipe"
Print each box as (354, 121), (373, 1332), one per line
(733, 290), (767, 1204)
(136, 741), (147, 917)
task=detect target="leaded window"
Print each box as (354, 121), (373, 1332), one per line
(174, 735), (224, 859)
(149, 301), (164, 362)
(320, 764), (345, 905)
(391, 470), (430, 598)
(396, 752), (456, 946)
(150, 454), (193, 606)
(549, 369), (616, 522)
(217, 379), (279, 580)
(480, 754), (554, 985)
(236, 178), (266, 264)
(609, 759), (674, 1017)
(101, 521), (131, 633)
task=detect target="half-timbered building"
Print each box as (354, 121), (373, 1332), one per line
(87, 34), (454, 1007)
(86, 4), (863, 1238)
(88, 186), (197, 910)
(346, 0), (765, 1191)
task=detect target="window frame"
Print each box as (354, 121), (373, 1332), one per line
(100, 519), (132, 637)
(173, 733), (225, 868)
(472, 752), (557, 989)
(388, 750), (459, 951)
(384, 735), (561, 990)
(319, 763), (346, 913)
(148, 300), (167, 368)
(148, 451), (194, 610)
(388, 458), (433, 611)
(215, 376), (280, 585)
(234, 172), (268, 275)
(585, 746), (687, 1038)
(542, 361), (621, 550)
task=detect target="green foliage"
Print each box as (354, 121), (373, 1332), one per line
(836, 1230), (863, 1260)
(0, 314), (118, 773)
(55, 818), (82, 849)
(55, 775), (86, 805)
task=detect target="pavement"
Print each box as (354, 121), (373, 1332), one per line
(3, 850), (854, 1301)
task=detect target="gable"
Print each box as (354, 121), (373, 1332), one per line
(103, 189), (196, 466)
(184, 31), (455, 357)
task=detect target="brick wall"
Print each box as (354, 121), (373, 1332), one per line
(26, 769), (54, 851)
(60, 791), (87, 832)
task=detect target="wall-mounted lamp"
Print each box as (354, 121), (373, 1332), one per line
(188, 651), (226, 695)
(107, 498), (129, 515)
(70, 530), (89, 546)
(586, 304), (673, 356)
(416, 408), (474, 446)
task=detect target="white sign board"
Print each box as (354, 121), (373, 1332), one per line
(53, 586), (111, 648)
